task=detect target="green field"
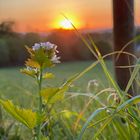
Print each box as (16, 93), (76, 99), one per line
(0, 61), (113, 105)
(0, 60), (115, 139)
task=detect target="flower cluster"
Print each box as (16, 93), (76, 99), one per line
(32, 42), (60, 64)
(32, 42), (56, 51)
(21, 42), (60, 77)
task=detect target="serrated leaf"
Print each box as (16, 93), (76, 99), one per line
(25, 45), (34, 56)
(41, 87), (59, 104)
(25, 59), (40, 68)
(41, 75), (78, 104)
(41, 86), (68, 104)
(43, 72), (55, 79)
(20, 68), (36, 78)
(26, 45), (54, 68)
(0, 99), (37, 129)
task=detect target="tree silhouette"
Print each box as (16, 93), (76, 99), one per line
(0, 21), (15, 36)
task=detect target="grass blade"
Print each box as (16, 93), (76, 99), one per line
(77, 107), (108, 140)
(117, 95), (140, 112)
(125, 58), (140, 94)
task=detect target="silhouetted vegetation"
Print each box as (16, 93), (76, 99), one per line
(0, 21), (15, 36)
(0, 21), (114, 67)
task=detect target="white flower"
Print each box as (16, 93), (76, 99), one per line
(32, 42), (60, 64)
(51, 55), (60, 63)
(40, 42), (47, 47)
(32, 43), (41, 51)
(40, 42), (56, 50)
(32, 42), (58, 52)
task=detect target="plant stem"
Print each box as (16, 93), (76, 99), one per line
(36, 68), (43, 140)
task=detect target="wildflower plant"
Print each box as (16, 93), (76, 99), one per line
(0, 42), (77, 140)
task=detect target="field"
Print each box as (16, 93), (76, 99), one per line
(0, 60), (113, 106)
(0, 60), (113, 138)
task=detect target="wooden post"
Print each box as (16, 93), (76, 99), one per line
(113, 0), (135, 96)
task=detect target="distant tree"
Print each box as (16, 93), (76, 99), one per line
(5, 36), (25, 65)
(0, 21), (15, 36)
(23, 32), (41, 46)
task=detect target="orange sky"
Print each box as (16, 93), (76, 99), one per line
(0, 0), (139, 32)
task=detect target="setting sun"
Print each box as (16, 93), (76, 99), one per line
(59, 19), (73, 29)
(52, 14), (83, 30)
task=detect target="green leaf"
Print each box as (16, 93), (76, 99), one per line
(41, 75), (78, 104)
(0, 99), (37, 129)
(25, 59), (40, 68)
(26, 46), (54, 69)
(33, 48), (54, 68)
(43, 72), (55, 79)
(41, 87), (59, 104)
(20, 68), (36, 78)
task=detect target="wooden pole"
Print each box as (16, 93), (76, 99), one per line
(113, 0), (135, 96)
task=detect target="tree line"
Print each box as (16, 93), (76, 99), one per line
(0, 21), (117, 67)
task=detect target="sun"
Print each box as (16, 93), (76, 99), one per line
(59, 19), (73, 29)
(53, 14), (82, 30)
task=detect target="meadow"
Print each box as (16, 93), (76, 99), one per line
(0, 60), (115, 139)
(0, 61), (113, 106)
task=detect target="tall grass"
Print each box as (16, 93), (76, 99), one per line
(66, 21), (140, 139)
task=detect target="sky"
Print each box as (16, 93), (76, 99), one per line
(0, 0), (140, 32)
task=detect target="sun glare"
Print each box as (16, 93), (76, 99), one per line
(59, 19), (73, 29)
(53, 14), (82, 30)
